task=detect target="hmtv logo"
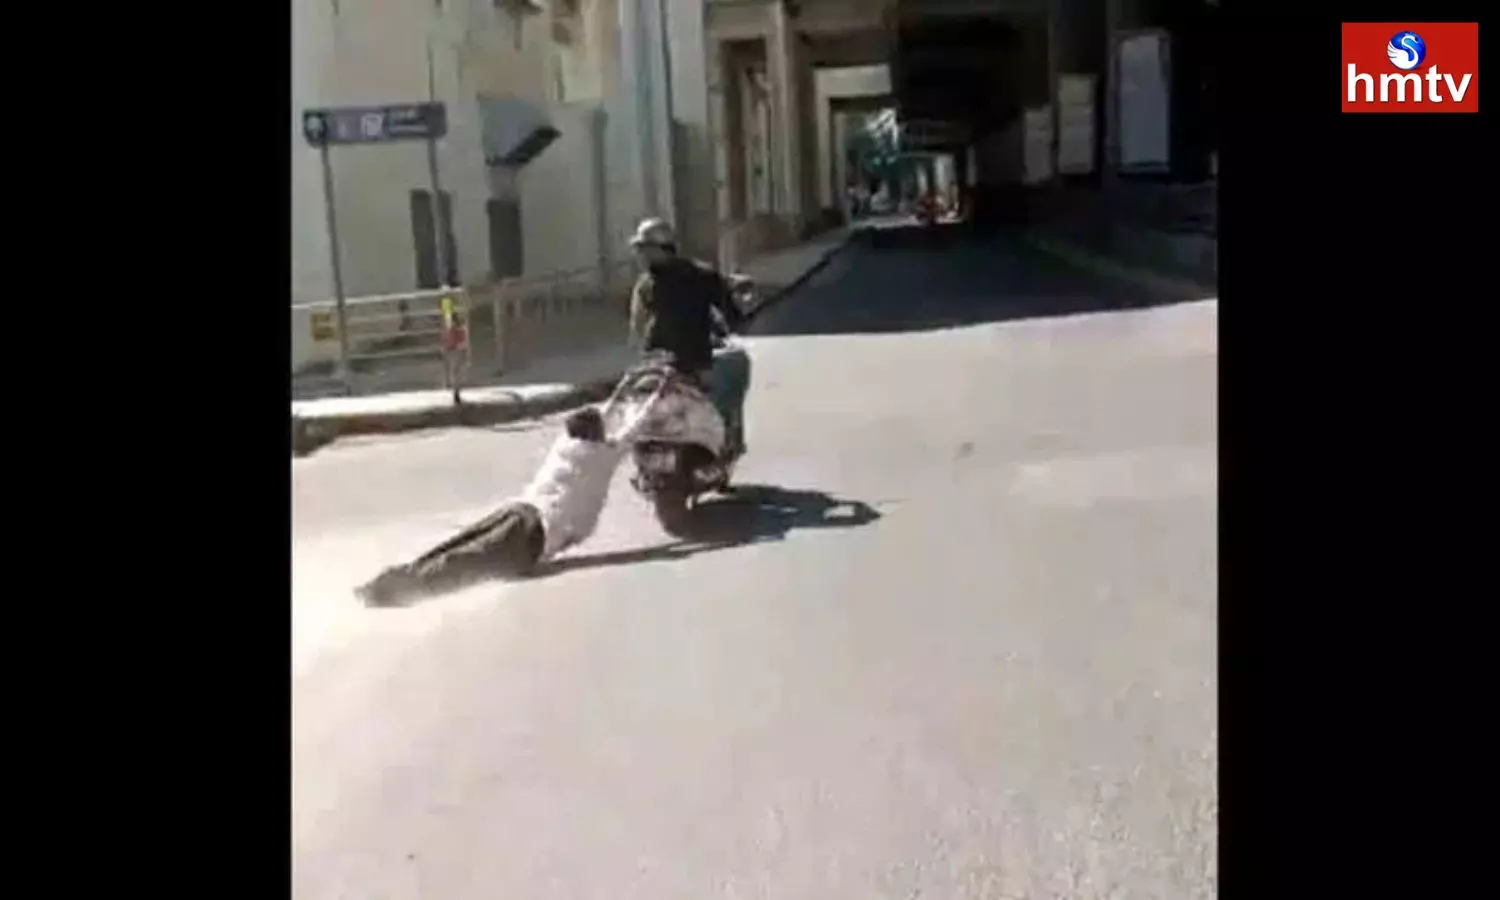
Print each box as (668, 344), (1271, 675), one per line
(1342, 22), (1480, 113)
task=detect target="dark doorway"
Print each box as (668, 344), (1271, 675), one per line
(485, 197), (525, 279)
(410, 189), (459, 288)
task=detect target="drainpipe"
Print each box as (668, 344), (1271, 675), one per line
(617, 0), (656, 218)
(1102, 0), (1120, 189)
(650, 0), (678, 223)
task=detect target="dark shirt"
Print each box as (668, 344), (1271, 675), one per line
(629, 257), (745, 372)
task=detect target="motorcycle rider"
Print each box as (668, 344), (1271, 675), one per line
(627, 217), (751, 456)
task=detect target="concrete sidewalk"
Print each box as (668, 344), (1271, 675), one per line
(1023, 183), (1217, 299)
(292, 226), (856, 455)
(1026, 231), (1217, 301)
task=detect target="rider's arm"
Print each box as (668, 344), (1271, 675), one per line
(707, 269), (746, 333)
(605, 382), (666, 446)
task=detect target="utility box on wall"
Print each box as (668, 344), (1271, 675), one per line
(1111, 28), (1172, 175)
(1022, 105), (1054, 184)
(1056, 73), (1097, 175)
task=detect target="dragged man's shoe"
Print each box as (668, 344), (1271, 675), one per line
(356, 568), (423, 608)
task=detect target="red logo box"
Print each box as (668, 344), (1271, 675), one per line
(1341, 22), (1479, 113)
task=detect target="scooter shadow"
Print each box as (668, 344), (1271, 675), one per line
(688, 484), (883, 543)
(540, 484), (883, 577)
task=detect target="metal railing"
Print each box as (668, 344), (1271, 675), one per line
(474, 261), (636, 374)
(291, 286), (471, 400)
(291, 261), (641, 401)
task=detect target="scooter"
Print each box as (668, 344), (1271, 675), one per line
(914, 193), (944, 226)
(608, 348), (745, 537)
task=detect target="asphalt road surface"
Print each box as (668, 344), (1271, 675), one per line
(293, 230), (1218, 900)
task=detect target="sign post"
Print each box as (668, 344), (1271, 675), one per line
(302, 101), (449, 394)
(423, 44), (457, 403)
(313, 137), (353, 389)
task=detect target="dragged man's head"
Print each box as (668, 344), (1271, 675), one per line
(564, 407), (607, 442)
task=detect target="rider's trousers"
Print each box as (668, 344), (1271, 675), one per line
(706, 346), (751, 452)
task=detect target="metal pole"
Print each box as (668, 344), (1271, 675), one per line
(657, 0), (679, 227)
(431, 133), (456, 406)
(493, 281), (508, 373)
(635, 0), (660, 215)
(318, 143), (353, 393)
(425, 42), (451, 290)
(425, 40), (460, 406)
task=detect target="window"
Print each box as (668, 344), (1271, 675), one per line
(486, 198), (524, 279)
(409, 190), (460, 288)
(493, 0), (545, 13)
(552, 13), (580, 46)
(494, 0), (544, 49)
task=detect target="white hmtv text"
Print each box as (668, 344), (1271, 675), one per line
(1347, 64), (1474, 103)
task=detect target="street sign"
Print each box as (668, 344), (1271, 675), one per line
(302, 103), (448, 147)
(303, 99), (451, 393)
(309, 309), (337, 343)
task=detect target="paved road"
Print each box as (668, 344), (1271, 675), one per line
(293, 231), (1218, 900)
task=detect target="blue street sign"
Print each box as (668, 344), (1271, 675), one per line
(302, 103), (448, 147)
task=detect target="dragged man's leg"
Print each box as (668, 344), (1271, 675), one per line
(358, 506), (536, 606)
(410, 506), (542, 585)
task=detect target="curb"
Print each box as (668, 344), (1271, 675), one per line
(292, 377), (619, 456)
(1026, 236), (1215, 300)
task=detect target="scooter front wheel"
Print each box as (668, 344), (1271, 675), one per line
(650, 486), (696, 537)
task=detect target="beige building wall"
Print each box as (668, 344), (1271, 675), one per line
(517, 104), (608, 276)
(700, 0), (812, 262)
(292, 0), (629, 371)
(293, 0), (911, 369)
(663, 0), (718, 259)
(292, 0), (336, 324)
(699, 0), (892, 259)
(794, 0), (888, 35)
(767, 1), (805, 224)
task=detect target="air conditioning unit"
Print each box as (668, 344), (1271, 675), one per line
(552, 16), (579, 45)
(493, 0), (545, 14)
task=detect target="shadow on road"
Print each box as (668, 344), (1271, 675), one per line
(691, 484), (883, 543)
(542, 541), (739, 576)
(749, 224), (1213, 338)
(542, 485), (883, 577)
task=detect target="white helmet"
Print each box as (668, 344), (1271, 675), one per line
(628, 217), (676, 249)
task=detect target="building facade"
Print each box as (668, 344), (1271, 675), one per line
(291, 0), (648, 371)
